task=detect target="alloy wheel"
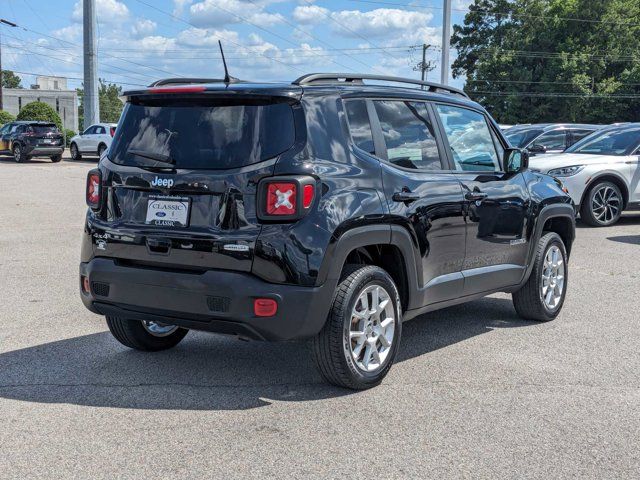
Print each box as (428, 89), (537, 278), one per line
(540, 245), (565, 309)
(591, 185), (621, 225)
(348, 285), (396, 373)
(13, 145), (21, 162)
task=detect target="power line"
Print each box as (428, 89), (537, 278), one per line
(468, 79), (640, 86)
(4, 68), (146, 87)
(473, 91), (640, 98)
(347, 0), (640, 27)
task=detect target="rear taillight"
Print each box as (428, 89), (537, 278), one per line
(257, 176), (316, 221)
(86, 169), (102, 210)
(110, 127), (116, 137)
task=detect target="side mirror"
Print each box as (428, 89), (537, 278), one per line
(528, 144), (546, 154)
(505, 148), (529, 173)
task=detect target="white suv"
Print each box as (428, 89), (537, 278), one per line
(529, 124), (640, 226)
(69, 123), (117, 160)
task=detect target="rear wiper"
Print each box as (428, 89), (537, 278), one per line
(127, 149), (175, 167)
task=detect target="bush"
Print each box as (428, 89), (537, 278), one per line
(63, 129), (77, 147)
(0, 110), (15, 126)
(16, 101), (63, 130)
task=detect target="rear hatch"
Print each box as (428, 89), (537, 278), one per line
(95, 90), (302, 272)
(25, 123), (63, 147)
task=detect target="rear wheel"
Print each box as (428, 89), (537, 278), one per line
(106, 316), (188, 351)
(70, 143), (81, 161)
(13, 144), (26, 163)
(51, 154), (62, 163)
(580, 181), (623, 227)
(311, 265), (402, 390)
(512, 232), (568, 321)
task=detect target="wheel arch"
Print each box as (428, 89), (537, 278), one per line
(579, 172), (629, 209)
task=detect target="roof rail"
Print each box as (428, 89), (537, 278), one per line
(292, 73), (469, 98)
(148, 77), (241, 87)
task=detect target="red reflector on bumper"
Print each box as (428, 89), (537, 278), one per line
(254, 298), (278, 317)
(81, 276), (90, 293)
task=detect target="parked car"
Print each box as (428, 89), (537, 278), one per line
(0, 121), (64, 162)
(530, 123), (640, 227)
(499, 124), (514, 130)
(79, 74), (575, 389)
(505, 123), (601, 156)
(69, 123), (117, 160)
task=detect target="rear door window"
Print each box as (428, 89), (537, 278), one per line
(435, 104), (501, 172)
(109, 100), (296, 170)
(373, 100), (443, 170)
(95, 126), (106, 135)
(344, 100), (375, 155)
(531, 130), (567, 150)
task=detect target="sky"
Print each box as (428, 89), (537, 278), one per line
(1, 0), (474, 92)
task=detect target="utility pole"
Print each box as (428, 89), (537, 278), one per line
(83, 0), (99, 127)
(0, 18), (18, 111)
(440, 0), (452, 85)
(413, 44), (436, 83)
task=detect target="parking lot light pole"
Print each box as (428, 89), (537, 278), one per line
(0, 18), (19, 111)
(440, 0), (452, 85)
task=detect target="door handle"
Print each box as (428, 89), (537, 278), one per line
(392, 191), (421, 203)
(465, 191), (488, 202)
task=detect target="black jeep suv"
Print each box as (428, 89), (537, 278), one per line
(0, 121), (64, 162)
(80, 74), (575, 389)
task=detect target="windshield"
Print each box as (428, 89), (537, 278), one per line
(109, 99), (296, 169)
(565, 127), (640, 155)
(29, 124), (58, 134)
(505, 128), (543, 147)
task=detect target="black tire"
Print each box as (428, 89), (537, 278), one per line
(512, 232), (568, 322)
(580, 181), (623, 227)
(311, 265), (402, 390)
(106, 316), (188, 351)
(98, 143), (107, 158)
(70, 143), (81, 161)
(50, 154), (63, 163)
(13, 144), (26, 163)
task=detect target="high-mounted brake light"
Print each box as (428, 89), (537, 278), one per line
(86, 169), (102, 210)
(147, 85), (207, 94)
(257, 176), (316, 221)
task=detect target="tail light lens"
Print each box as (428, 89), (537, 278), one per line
(257, 176), (316, 221)
(86, 169), (102, 210)
(110, 127), (116, 137)
(254, 298), (278, 317)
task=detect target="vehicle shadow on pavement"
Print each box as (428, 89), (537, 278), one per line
(0, 297), (535, 411)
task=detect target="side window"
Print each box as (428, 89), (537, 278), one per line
(435, 104), (500, 171)
(95, 126), (106, 135)
(15, 125), (25, 134)
(490, 126), (505, 163)
(0, 124), (10, 135)
(531, 130), (567, 150)
(10, 124), (20, 133)
(570, 129), (594, 145)
(374, 100), (442, 170)
(344, 100), (375, 155)
(84, 126), (96, 135)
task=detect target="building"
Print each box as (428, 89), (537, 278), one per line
(3, 76), (78, 132)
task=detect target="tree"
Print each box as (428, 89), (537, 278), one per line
(451, 0), (640, 123)
(16, 101), (63, 130)
(77, 80), (124, 130)
(0, 110), (15, 125)
(1, 70), (22, 88)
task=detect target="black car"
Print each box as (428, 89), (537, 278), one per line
(0, 121), (64, 162)
(79, 74), (575, 389)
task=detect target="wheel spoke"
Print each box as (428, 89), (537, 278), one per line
(370, 288), (379, 314)
(350, 330), (366, 340)
(378, 334), (391, 348)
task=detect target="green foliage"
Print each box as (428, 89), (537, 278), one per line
(16, 101), (63, 130)
(451, 0), (640, 123)
(63, 129), (77, 147)
(0, 110), (16, 125)
(1, 70), (22, 89)
(77, 80), (124, 130)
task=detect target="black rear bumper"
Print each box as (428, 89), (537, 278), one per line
(25, 145), (64, 156)
(80, 258), (335, 341)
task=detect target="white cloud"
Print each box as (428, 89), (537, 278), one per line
(71, 0), (130, 23)
(52, 24), (83, 43)
(292, 5), (329, 24)
(176, 28), (241, 48)
(188, 0), (283, 28)
(131, 19), (157, 38)
(173, 0), (194, 16)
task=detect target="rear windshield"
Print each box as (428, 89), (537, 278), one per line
(109, 99), (296, 169)
(29, 124), (58, 134)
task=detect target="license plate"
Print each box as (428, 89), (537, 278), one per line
(41, 139), (53, 144)
(145, 196), (190, 227)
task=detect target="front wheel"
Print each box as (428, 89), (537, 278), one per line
(580, 181), (623, 227)
(311, 265), (402, 390)
(512, 232), (568, 321)
(106, 316), (188, 351)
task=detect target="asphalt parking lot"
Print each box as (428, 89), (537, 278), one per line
(0, 155), (639, 479)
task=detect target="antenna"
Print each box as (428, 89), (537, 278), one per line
(218, 40), (238, 84)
